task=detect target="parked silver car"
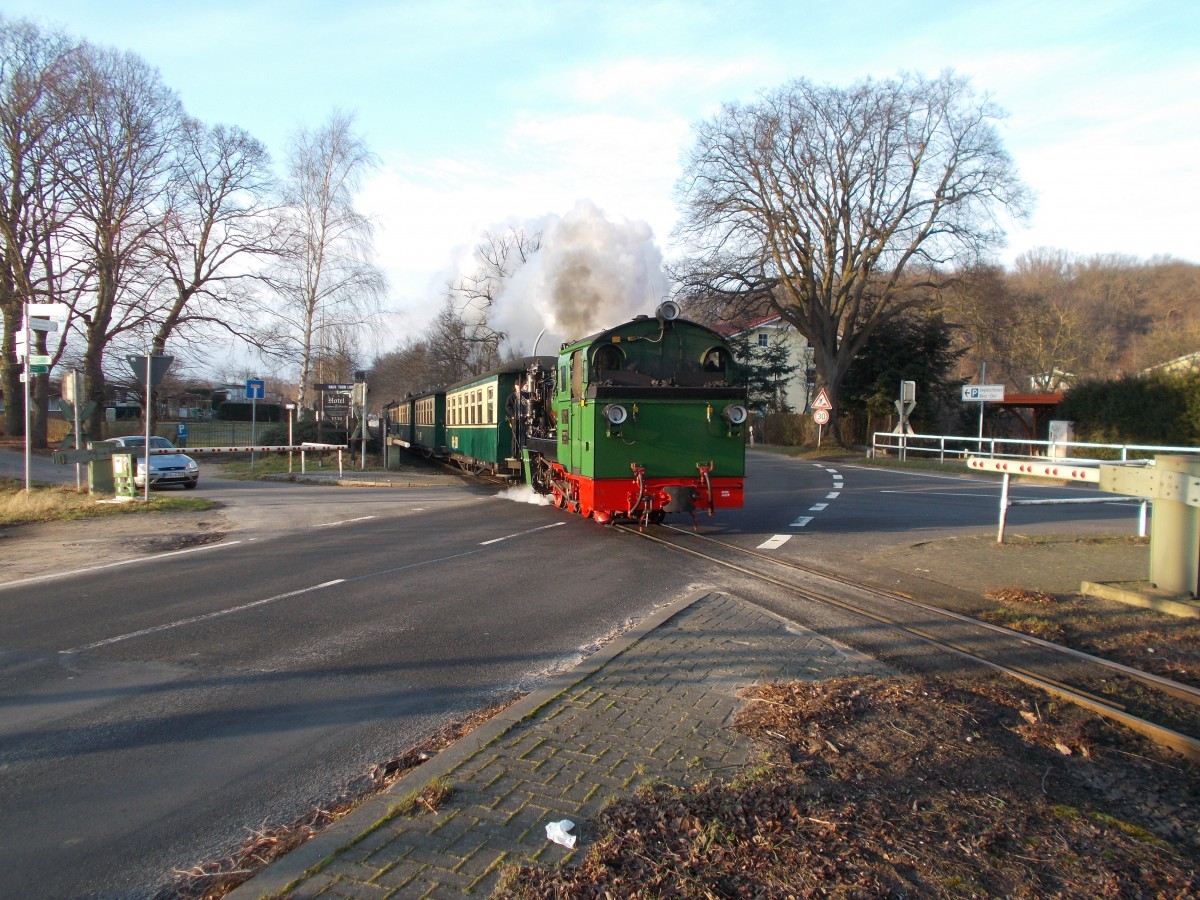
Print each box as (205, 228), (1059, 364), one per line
(104, 436), (200, 489)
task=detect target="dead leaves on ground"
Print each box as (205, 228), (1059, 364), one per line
(497, 675), (1200, 899)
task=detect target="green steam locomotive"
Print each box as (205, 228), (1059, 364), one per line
(387, 302), (748, 525)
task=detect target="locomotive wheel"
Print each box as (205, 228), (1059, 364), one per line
(648, 510), (666, 525)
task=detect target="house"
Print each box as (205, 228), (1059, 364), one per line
(724, 316), (815, 412)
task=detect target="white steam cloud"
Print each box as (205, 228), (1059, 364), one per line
(489, 200), (670, 355)
(497, 484), (553, 506)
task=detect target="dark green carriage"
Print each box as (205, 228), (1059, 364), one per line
(445, 359), (553, 475)
(411, 390), (446, 458)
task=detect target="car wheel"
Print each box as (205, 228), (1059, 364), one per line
(184, 481), (198, 490)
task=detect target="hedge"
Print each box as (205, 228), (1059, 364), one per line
(1056, 372), (1200, 446)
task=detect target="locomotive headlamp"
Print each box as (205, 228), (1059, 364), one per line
(721, 404), (748, 426)
(604, 404), (628, 425)
(655, 300), (681, 322)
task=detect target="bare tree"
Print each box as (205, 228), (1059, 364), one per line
(674, 70), (1029, 442)
(272, 110), (385, 413)
(149, 118), (279, 361)
(0, 18), (80, 442)
(55, 42), (183, 437)
(444, 225), (541, 367)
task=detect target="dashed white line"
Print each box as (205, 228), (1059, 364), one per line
(790, 516), (813, 528)
(757, 534), (792, 549)
(479, 522), (565, 545)
(809, 503), (828, 511)
(61, 579), (345, 654)
(881, 490), (996, 498)
(314, 515), (378, 527)
(826, 491), (841, 499)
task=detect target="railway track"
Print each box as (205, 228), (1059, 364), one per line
(616, 522), (1200, 763)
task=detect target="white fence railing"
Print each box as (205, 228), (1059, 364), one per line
(871, 432), (1200, 465)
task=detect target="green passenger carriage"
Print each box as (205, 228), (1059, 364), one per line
(444, 359), (555, 475)
(411, 390), (447, 458)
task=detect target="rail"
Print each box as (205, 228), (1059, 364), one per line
(872, 431), (1200, 465)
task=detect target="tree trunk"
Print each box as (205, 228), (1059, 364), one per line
(83, 343), (106, 440)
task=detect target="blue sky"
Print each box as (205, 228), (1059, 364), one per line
(5, 0), (1197, 358)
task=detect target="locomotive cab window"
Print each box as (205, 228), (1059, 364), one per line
(592, 344), (622, 373)
(702, 347), (729, 372)
(571, 351), (584, 400)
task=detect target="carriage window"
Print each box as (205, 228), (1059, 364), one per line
(487, 386), (494, 424)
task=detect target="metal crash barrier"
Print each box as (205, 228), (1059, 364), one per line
(968, 455), (1200, 599)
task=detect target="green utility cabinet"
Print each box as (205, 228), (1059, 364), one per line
(111, 451), (139, 498)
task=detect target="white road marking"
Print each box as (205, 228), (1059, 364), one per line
(842, 463), (975, 482)
(757, 535), (792, 549)
(479, 521), (565, 545)
(809, 503), (828, 511)
(314, 515), (378, 527)
(790, 516), (813, 527)
(61, 579), (346, 654)
(826, 491), (841, 499)
(881, 490), (997, 498)
(0, 540), (243, 591)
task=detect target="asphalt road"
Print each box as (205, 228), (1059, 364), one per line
(0, 450), (1142, 898)
(710, 453), (1139, 565)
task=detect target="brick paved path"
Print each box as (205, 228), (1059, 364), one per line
(230, 590), (890, 899)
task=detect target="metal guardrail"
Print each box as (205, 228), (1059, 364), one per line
(872, 431), (1200, 464)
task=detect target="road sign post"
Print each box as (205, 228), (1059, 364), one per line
(245, 378), (265, 472)
(128, 353), (174, 503)
(285, 403), (296, 473)
(810, 388), (833, 449)
(962, 382), (1005, 445)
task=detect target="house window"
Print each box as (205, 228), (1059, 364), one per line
(757, 333), (769, 348)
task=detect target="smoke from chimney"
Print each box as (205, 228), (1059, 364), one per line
(489, 200), (669, 354)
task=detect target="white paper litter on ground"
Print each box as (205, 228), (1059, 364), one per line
(544, 819), (576, 848)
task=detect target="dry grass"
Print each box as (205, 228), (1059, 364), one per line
(0, 476), (215, 526)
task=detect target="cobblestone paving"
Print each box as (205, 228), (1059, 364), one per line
(232, 591), (890, 899)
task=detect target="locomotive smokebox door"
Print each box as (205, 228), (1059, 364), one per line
(663, 486), (697, 513)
